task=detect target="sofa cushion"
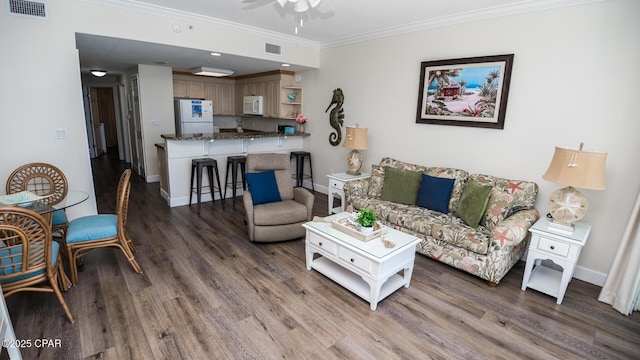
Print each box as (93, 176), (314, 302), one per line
(482, 187), (514, 230)
(367, 165), (385, 198)
(381, 167), (422, 205)
(416, 174), (455, 214)
(424, 167), (469, 213)
(455, 179), (492, 228)
(246, 171), (281, 205)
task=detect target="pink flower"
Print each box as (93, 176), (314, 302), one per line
(296, 114), (307, 124)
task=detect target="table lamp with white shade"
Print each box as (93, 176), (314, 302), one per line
(542, 142), (607, 233)
(342, 125), (368, 175)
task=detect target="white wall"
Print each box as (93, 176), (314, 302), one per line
(0, 0), (319, 218)
(302, 0), (640, 284)
(137, 64), (175, 182)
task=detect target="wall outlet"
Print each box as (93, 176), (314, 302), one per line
(151, 120), (160, 127)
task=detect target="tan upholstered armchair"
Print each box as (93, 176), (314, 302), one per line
(243, 153), (314, 242)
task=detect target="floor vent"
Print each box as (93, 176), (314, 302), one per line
(265, 43), (281, 55)
(7, 0), (47, 19)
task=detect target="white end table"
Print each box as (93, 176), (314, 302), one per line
(327, 172), (370, 214)
(521, 217), (591, 304)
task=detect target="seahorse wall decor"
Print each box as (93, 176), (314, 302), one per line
(325, 88), (344, 146)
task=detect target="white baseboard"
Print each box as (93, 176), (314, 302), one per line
(146, 174), (159, 183)
(573, 265), (607, 287)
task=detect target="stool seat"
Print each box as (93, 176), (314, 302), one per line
(224, 155), (247, 206)
(190, 158), (225, 213)
(290, 151), (314, 192)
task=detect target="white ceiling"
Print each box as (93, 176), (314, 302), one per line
(77, 0), (597, 76)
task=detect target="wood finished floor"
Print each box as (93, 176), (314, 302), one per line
(4, 154), (640, 359)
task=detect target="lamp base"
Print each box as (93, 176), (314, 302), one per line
(547, 220), (575, 234)
(346, 149), (363, 176)
(547, 186), (588, 233)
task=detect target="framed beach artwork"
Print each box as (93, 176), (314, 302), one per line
(416, 54), (514, 129)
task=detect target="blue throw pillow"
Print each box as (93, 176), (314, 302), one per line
(245, 170), (282, 205)
(416, 174), (455, 213)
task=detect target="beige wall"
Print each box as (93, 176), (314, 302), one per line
(301, 0), (640, 283)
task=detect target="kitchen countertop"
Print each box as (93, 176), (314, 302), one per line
(161, 129), (309, 141)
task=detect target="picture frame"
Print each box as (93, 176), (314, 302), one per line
(416, 54), (514, 129)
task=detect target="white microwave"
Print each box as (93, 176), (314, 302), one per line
(243, 96), (264, 115)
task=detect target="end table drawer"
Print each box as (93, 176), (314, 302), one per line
(329, 180), (343, 190)
(339, 247), (373, 273)
(308, 233), (337, 255)
(537, 237), (570, 257)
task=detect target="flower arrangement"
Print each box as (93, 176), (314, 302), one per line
(295, 114), (307, 124)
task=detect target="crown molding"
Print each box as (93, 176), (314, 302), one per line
(83, 0), (605, 50)
(320, 0), (606, 48)
(81, 0), (321, 48)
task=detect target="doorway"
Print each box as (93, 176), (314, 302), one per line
(88, 87), (119, 156)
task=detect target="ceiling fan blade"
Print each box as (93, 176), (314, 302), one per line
(308, 0), (321, 8)
(276, 0), (288, 7)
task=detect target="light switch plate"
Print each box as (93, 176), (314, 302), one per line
(55, 128), (68, 139)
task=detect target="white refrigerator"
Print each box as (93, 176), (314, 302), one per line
(174, 99), (214, 134)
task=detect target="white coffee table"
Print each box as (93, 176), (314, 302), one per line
(303, 212), (420, 310)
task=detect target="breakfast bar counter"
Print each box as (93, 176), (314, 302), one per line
(159, 130), (308, 207)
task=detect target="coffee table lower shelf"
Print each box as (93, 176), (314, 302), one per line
(310, 257), (407, 310)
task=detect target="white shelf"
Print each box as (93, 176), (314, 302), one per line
(526, 265), (562, 298)
(310, 256), (405, 305)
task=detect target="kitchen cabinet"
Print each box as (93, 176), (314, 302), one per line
(173, 79), (204, 99)
(173, 74), (235, 115)
(234, 72), (300, 118)
(205, 82), (235, 115)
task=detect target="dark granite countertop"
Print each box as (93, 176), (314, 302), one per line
(161, 130), (309, 141)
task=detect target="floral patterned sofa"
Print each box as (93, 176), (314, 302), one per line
(344, 157), (539, 286)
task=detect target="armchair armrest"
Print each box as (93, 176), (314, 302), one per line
(343, 178), (371, 210)
(490, 209), (540, 250)
(293, 187), (315, 221)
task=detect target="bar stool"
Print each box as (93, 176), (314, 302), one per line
(290, 151), (315, 192)
(224, 155), (247, 206)
(189, 158), (225, 213)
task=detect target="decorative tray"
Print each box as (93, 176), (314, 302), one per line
(0, 191), (52, 207)
(331, 216), (384, 242)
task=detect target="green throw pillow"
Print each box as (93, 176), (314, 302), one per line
(381, 167), (422, 205)
(455, 179), (492, 228)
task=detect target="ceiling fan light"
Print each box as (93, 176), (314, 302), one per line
(294, 0), (309, 12)
(190, 66), (234, 77)
(91, 70), (107, 77)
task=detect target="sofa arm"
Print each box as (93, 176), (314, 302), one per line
(490, 209), (540, 249)
(294, 187), (315, 221)
(343, 178), (371, 210)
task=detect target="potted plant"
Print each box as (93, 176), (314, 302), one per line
(355, 208), (377, 234)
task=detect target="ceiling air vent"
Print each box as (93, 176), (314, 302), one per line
(265, 43), (281, 55)
(7, 0), (47, 19)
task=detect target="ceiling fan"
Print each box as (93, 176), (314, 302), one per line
(242, 0), (322, 14)
(276, 0), (322, 13)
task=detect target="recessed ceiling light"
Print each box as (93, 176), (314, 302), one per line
(210, 52), (222, 56)
(281, 63), (291, 67)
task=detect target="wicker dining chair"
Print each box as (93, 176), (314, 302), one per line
(0, 206), (74, 323)
(5, 162), (70, 245)
(64, 169), (142, 285)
